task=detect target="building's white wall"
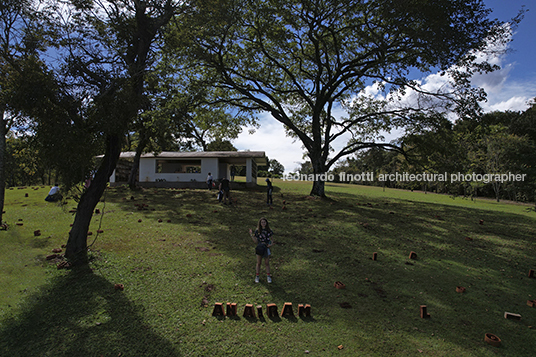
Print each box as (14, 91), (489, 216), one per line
(246, 158), (252, 183)
(202, 158), (219, 181)
(138, 157), (217, 183)
(139, 157), (155, 182)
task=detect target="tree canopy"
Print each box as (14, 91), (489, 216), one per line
(33, 0), (184, 263)
(181, 0), (513, 196)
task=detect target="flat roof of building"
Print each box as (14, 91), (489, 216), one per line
(118, 151), (267, 165)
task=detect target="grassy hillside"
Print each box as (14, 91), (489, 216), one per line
(1, 180), (535, 356)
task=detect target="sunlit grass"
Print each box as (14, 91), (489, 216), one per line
(1, 181), (536, 356)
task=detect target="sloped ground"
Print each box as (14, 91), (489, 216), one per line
(1, 182), (535, 356)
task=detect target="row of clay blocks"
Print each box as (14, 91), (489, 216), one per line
(212, 302), (311, 318)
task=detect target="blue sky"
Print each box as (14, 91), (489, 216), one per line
(234, 1), (536, 173)
(480, 0), (536, 111)
(486, 0), (535, 86)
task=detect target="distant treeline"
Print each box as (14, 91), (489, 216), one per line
(324, 105), (536, 202)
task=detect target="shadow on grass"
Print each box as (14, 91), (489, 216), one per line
(90, 185), (536, 354)
(0, 267), (180, 357)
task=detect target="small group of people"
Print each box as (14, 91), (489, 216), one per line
(206, 172), (276, 283)
(44, 174), (276, 284)
(206, 173), (232, 204)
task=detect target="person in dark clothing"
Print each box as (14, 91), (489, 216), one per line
(265, 178), (273, 205)
(230, 166), (236, 181)
(219, 177), (231, 204)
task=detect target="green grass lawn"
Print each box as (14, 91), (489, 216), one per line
(1, 180), (535, 356)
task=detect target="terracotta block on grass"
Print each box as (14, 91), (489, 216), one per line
(266, 303), (278, 318)
(456, 286), (466, 293)
(256, 305), (264, 318)
(334, 281), (346, 289)
(409, 251), (417, 260)
(281, 302), (294, 317)
(420, 305), (430, 318)
(527, 299), (536, 308)
(212, 303), (225, 317)
(298, 304), (311, 317)
(226, 303), (237, 317)
(528, 269), (534, 278)
(485, 333), (501, 347)
(243, 304), (256, 318)
(372, 252), (378, 261)
(504, 312), (521, 320)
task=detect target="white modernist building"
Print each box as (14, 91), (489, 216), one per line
(109, 151), (267, 188)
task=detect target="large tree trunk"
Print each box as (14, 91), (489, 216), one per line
(127, 133), (148, 190)
(0, 108), (6, 226)
(65, 133), (122, 264)
(310, 179), (326, 197)
(127, 150), (141, 190)
(309, 155), (327, 197)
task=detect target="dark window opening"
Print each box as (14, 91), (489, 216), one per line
(156, 160), (202, 174)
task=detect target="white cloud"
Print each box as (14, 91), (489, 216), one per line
(480, 66), (536, 112)
(484, 96), (529, 112)
(234, 113), (306, 173)
(471, 63), (511, 93)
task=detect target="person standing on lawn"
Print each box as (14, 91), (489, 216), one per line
(206, 172), (214, 190)
(249, 217), (274, 283)
(219, 176), (231, 204)
(265, 178), (273, 205)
